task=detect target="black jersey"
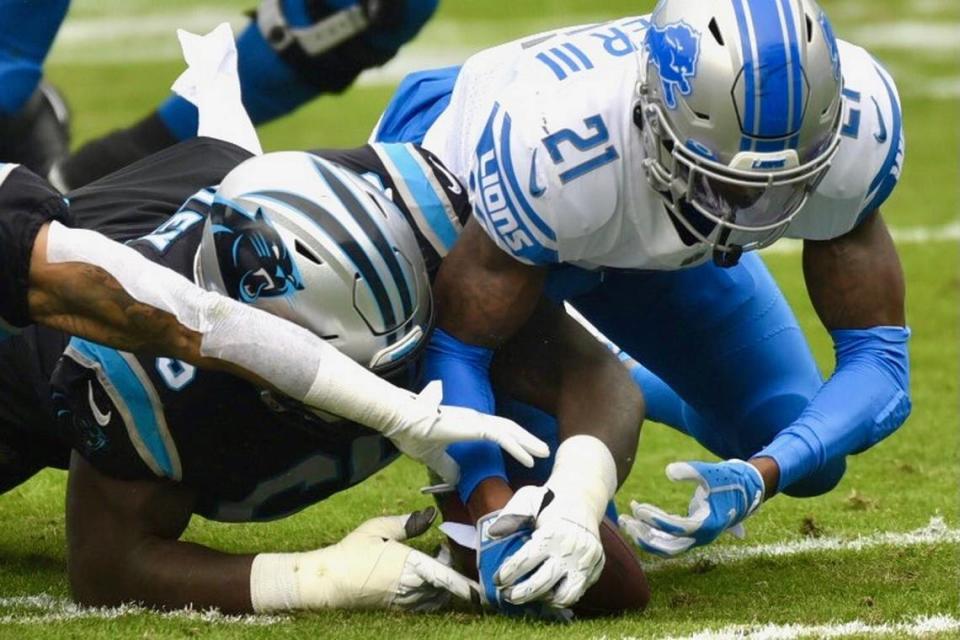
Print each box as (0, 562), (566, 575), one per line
(0, 163), (70, 333)
(47, 138), (470, 522)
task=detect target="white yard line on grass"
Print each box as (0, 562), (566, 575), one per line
(644, 516), (958, 573)
(0, 593), (287, 626)
(661, 613), (960, 640)
(762, 220), (960, 255)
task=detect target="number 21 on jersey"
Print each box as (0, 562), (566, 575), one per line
(542, 114), (620, 184)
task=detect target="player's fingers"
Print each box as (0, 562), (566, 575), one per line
(619, 515), (694, 557)
(550, 574), (587, 609)
(419, 380), (444, 405)
(349, 507), (436, 542)
(503, 558), (565, 604)
(430, 453), (460, 487)
(486, 420), (548, 468)
(664, 461), (708, 485)
(629, 500), (699, 536)
(409, 551), (482, 604)
(495, 541), (548, 587)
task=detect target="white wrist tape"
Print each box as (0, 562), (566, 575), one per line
(46, 221), (420, 432)
(250, 553), (303, 612)
(249, 532), (409, 612)
(546, 435), (618, 523)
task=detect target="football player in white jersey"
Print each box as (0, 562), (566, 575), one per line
(372, 0), (909, 614)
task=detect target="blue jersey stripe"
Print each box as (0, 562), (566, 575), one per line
(859, 63), (903, 220)
(733, 0), (757, 150)
(69, 339), (175, 477)
(536, 52), (567, 80)
(379, 143), (460, 252)
(549, 47), (580, 73)
(563, 43), (594, 69)
(499, 113), (557, 243)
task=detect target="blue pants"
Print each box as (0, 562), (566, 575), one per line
(376, 75), (847, 499)
(0, 0), (69, 114)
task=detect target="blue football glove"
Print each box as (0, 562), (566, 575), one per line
(619, 460), (765, 557)
(476, 511), (573, 623)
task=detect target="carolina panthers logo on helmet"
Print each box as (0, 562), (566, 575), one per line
(819, 11), (842, 82)
(209, 200), (304, 304)
(645, 20), (701, 110)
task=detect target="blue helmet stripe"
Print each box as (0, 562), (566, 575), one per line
(778, 0), (804, 149)
(749, 0), (790, 146)
(732, 0), (757, 150)
(253, 190), (399, 330)
(311, 160), (414, 321)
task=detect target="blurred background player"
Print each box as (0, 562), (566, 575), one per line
(0, 0), (438, 188)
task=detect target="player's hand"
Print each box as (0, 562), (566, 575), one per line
(488, 485), (604, 609)
(619, 460), (764, 557)
(296, 508), (481, 611)
(476, 510), (573, 623)
(385, 381), (549, 486)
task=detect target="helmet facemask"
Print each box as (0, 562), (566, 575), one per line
(638, 97), (839, 262)
(635, 0), (845, 266)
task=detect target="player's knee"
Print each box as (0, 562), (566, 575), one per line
(782, 456), (847, 498)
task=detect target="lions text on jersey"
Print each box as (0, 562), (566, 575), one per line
(405, 16), (903, 270)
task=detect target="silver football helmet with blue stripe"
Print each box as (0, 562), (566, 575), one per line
(636, 0), (844, 264)
(197, 151), (433, 375)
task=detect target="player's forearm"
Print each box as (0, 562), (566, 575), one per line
(72, 538), (256, 613)
(756, 326), (910, 492)
(35, 221), (435, 434)
(423, 327), (507, 503)
(493, 302), (644, 486)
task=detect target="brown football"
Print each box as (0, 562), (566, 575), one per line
(443, 515), (650, 618)
(573, 517), (651, 617)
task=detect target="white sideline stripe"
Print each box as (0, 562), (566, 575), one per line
(664, 614), (960, 640)
(762, 220), (960, 255)
(0, 594), (287, 626)
(643, 516), (958, 573)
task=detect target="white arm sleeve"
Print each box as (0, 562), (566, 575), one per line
(44, 221), (421, 432)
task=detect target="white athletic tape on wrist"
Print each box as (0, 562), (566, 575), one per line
(250, 538), (409, 612)
(546, 435), (618, 523)
(45, 222), (420, 430)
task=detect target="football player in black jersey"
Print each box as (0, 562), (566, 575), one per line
(0, 149), (547, 490)
(0, 139), (643, 615)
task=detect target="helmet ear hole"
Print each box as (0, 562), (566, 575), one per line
(294, 239), (323, 265)
(708, 18), (724, 45)
(805, 14), (814, 42)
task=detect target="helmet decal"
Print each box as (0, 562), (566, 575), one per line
(210, 201), (304, 304)
(645, 20), (701, 110)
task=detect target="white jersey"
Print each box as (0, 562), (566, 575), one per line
(419, 16), (904, 270)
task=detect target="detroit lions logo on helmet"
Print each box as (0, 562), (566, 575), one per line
(645, 20), (701, 110)
(209, 200), (304, 304)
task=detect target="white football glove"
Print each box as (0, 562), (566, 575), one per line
(489, 436), (618, 609)
(488, 485), (604, 608)
(250, 507), (482, 612)
(381, 381), (550, 486)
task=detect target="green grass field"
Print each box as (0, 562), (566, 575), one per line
(0, 0), (957, 637)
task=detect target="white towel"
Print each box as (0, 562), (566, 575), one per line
(171, 23), (263, 156)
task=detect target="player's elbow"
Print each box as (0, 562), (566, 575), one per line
(68, 545), (123, 608)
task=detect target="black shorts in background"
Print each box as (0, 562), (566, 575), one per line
(0, 164), (70, 330)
